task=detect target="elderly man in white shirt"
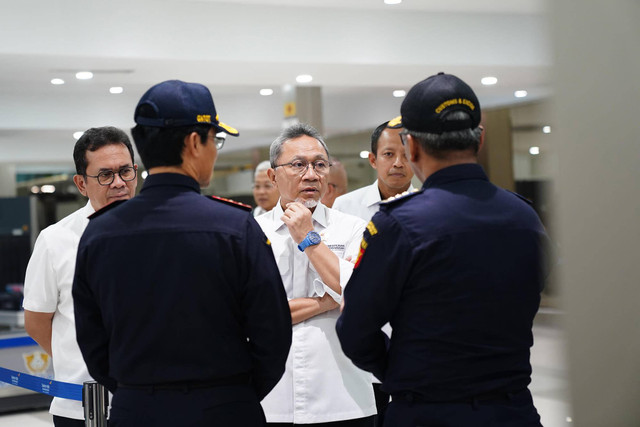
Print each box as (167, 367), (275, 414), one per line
(256, 123), (376, 426)
(332, 118), (414, 427)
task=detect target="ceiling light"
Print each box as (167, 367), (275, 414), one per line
(260, 88), (274, 96)
(109, 86), (123, 94)
(529, 146), (540, 155)
(481, 76), (498, 86)
(296, 74), (313, 84)
(141, 171), (149, 179)
(542, 126), (551, 134)
(514, 90), (528, 98)
(384, 0), (402, 4)
(359, 151), (369, 159)
(76, 71), (93, 80)
(393, 90), (406, 98)
(73, 131), (84, 140)
(30, 186), (40, 194)
(41, 185), (56, 194)
(51, 78), (65, 85)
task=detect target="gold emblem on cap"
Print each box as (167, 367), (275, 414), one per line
(197, 114), (212, 123)
(435, 98), (475, 114)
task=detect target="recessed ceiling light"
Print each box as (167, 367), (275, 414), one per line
(296, 74), (313, 84)
(481, 76), (498, 85)
(76, 71), (93, 80)
(514, 90), (528, 98)
(529, 146), (540, 155)
(359, 151), (369, 159)
(542, 126), (551, 134)
(384, 0), (402, 4)
(30, 186), (40, 194)
(260, 88), (274, 96)
(393, 90), (406, 98)
(51, 78), (65, 85)
(109, 87), (124, 94)
(73, 131), (84, 140)
(41, 185), (56, 194)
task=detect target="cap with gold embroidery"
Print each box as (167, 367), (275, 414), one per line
(399, 72), (481, 135)
(134, 80), (239, 136)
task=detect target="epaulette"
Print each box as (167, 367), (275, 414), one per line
(379, 188), (422, 207)
(507, 190), (533, 206)
(210, 195), (252, 212)
(88, 199), (127, 220)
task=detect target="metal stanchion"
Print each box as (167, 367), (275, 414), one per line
(82, 381), (108, 427)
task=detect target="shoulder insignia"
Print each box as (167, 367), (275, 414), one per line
(507, 190), (533, 206)
(210, 195), (252, 212)
(380, 188), (421, 206)
(355, 219), (380, 269)
(88, 200), (127, 220)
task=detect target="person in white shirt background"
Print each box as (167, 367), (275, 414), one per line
(252, 160), (280, 217)
(320, 157), (348, 208)
(333, 119), (414, 221)
(23, 126), (138, 427)
(256, 123), (376, 426)
(332, 119), (414, 427)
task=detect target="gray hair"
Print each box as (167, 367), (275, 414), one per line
(406, 111), (482, 159)
(254, 160), (271, 179)
(269, 123), (330, 167)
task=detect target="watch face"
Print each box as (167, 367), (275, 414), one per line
(308, 231), (321, 244)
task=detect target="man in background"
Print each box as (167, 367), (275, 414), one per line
(333, 120), (413, 219)
(320, 157), (348, 208)
(24, 126), (137, 427)
(253, 160), (280, 216)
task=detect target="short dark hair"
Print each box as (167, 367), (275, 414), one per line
(131, 103), (211, 169)
(406, 111), (482, 159)
(73, 127), (134, 175)
(370, 121), (390, 157)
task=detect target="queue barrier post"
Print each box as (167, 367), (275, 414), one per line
(82, 381), (108, 427)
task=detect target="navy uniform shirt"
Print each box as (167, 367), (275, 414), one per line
(73, 173), (292, 400)
(336, 163), (550, 402)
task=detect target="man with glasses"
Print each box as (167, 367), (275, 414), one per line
(256, 123), (376, 426)
(337, 73), (549, 426)
(73, 80), (292, 426)
(23, 126), (137, 427)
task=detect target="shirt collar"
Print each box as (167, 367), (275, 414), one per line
(422, 163), (488, 189)
(82, 200), (96, 219)
(272, 199), (329, 230)
(363, 180), (382, 207)
(140, 173), (201, 194)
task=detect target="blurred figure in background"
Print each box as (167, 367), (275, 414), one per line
(321, 157), (348, 208)
(253, 160), (280, 216)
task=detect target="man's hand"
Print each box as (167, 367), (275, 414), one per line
(282, 202), (314, 243)
(318, 293), (339, 314)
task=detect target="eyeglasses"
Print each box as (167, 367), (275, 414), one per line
(85, 166), (137, 186)
(273, 159), (331, 176)
(399, 130), (408, 146)
(212, 132), (226, 150)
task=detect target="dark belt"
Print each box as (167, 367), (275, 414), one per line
(392, 388), (524, 406)
(117, 373), (250, 392)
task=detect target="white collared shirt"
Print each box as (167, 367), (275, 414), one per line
(333, 180), (415, 222)
(23, 201), (95, 420)
(256, 201), (376, 424)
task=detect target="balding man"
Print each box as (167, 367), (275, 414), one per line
(321, 157), (348, 208)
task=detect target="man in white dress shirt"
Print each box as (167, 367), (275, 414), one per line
(332, 119), (413, 427)
(23, 127), (137, 427)
(256, 123), (376, 426)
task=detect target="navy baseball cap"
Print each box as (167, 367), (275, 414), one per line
(134, 80), (239, 136)
(400, 72), (481, 134)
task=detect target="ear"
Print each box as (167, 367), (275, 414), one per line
(73, 174), (88, 197)
(267, 167), (277, 187)
(406, 134), (421, 163)
(478, 125), (486, 152)
(368, 152), (377, 169)
(183, 132), (201, 159)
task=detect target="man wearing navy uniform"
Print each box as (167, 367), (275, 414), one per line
(73, 80), (292, 426)
(336, 73), (549, 427)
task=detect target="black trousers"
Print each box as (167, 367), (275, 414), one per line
(53, 416), (85, 427)
(384, 389), (542, 427)
(109, 384), (265, 427)
(268, 415), (375, 427)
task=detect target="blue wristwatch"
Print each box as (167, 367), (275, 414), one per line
(298, 231), (321, 252)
